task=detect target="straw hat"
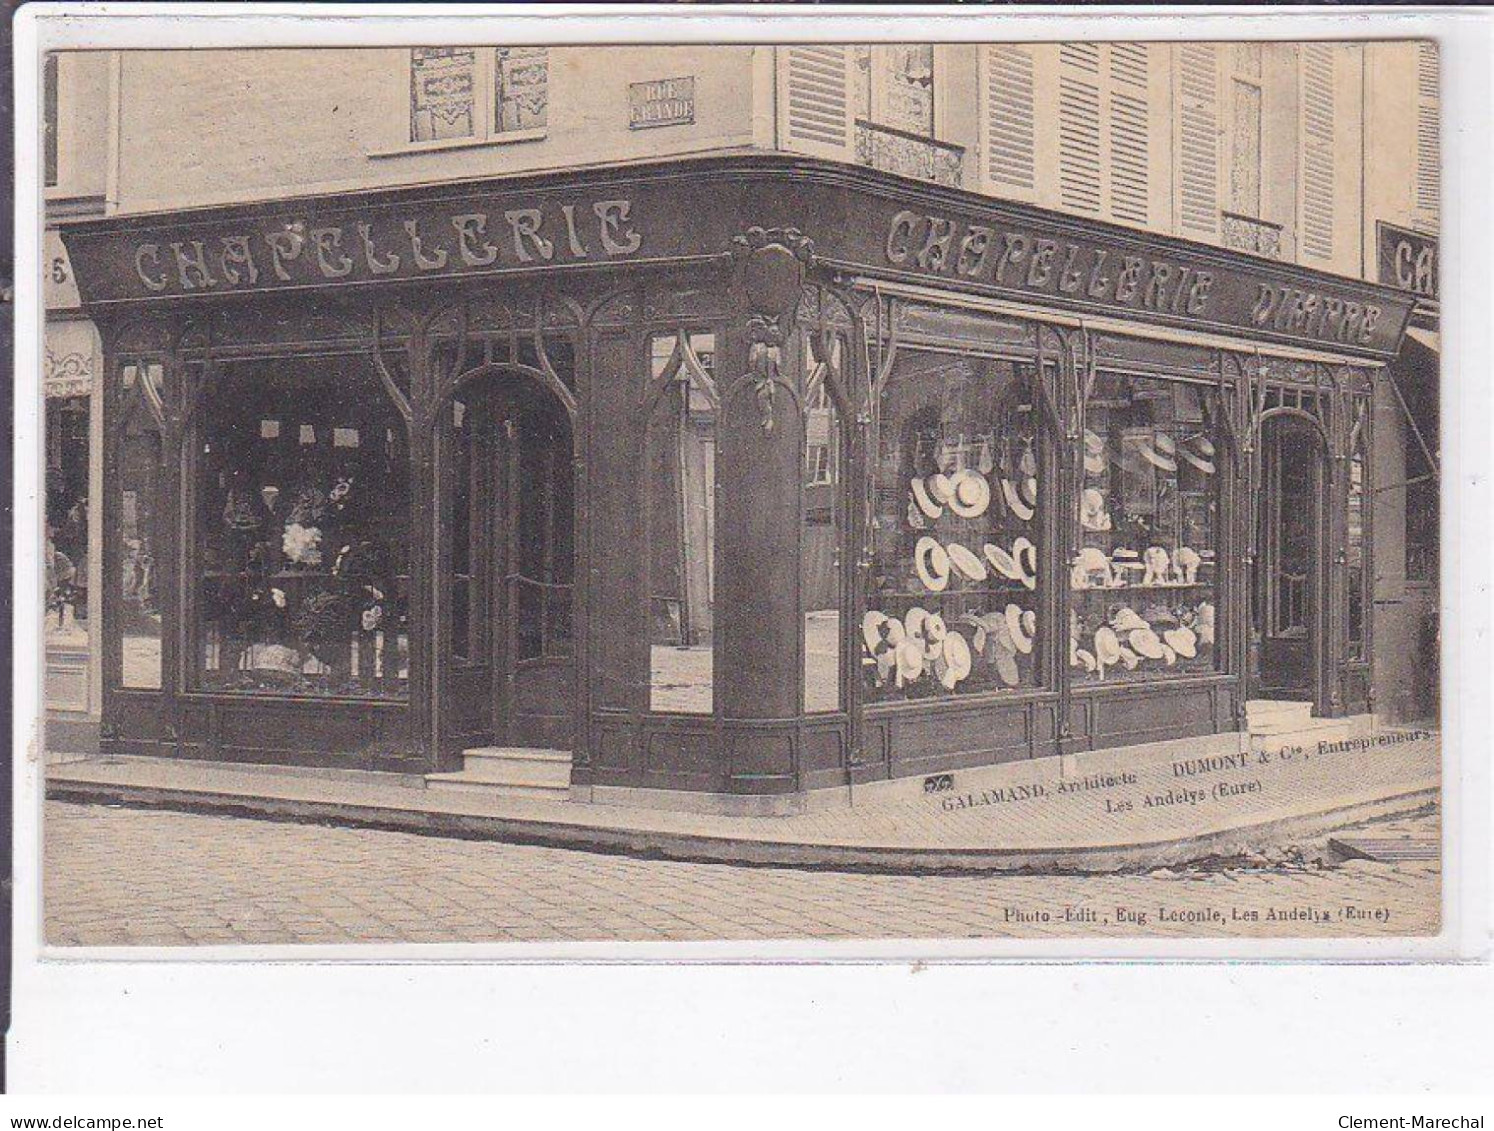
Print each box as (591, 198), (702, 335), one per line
(1071, 546), (1112, 590)
(1117, 645), (1140, 670)
(1001, 477), (1035, 522)
(928, 473), (956, 505)
(1140, 432), (1179, 473)
(910, 477), (943, 521)
(1022, 608), (1036, 638)
(1020, 476), (1039, 509)
(1178, 436), (1216, 475)
(1175, 546), (1202, 584)
(947, 470), (992, 519)
(1129, 627), (1166, 660)
(904, 605), (933, 648)
(895, 639), (925, 683)
(1094, 625), (1122, 667)
(1164, 625), (1198, 659)
(1160, 643), (1177, 665)
(938, 632), (973, 689)
(1083, 429), (1106, 475)
(1013, 537), (1039, 591)
(862, 610), (901, 656)
(1111, 606), (1148, 633)
(914, 536), (951, 592)
(1075, 647), (1097, 673)
(946, 542), (988, 582)
(1006, 603), (1033, 655)
(984, 542), (1022, 581)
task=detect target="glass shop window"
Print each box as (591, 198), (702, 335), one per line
(118, 362), (164, 689)
(865, 350), (1043, 703)
(195, 357), (411, 699)
(647, 332), (716, 715)
(1070, 374), (1220, 683)
(803, 334), (845, 714)
(46, 394), (91, 644)
(1347, 438), (1367, 661)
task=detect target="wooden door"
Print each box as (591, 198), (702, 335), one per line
(491, 393), (575, 749)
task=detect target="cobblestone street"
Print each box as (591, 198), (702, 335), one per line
(43, 801), (1440, 945)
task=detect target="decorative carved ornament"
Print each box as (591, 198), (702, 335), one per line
(729, 227), (816, 434)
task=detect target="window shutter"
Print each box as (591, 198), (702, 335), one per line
(1415, 42), (1440, 226)
(1299, 44), (1336, 261)
(983, 45), (1036, 194)
(1108, 43), (1151, 226)
(778, 45), (853, 159)
(1177, 44), (1220, 239)
(1058, 44), (1103, 215)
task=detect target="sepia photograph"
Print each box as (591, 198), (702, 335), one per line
(35, 31), (1445, 950)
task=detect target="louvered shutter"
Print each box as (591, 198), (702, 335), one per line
(778, 45), (854, 159)
(983, 44), (1036, 196)
(1299, 45), (1336, 262)
(1058, 43), (1103, 215)
(1108, 43), (1151, 226)
(1415, 42), (1440, 227)
(1177, 44), (1220, 239)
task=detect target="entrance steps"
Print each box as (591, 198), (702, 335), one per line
(424, 747), (572, 802)
(1245, 699), (1370, 746)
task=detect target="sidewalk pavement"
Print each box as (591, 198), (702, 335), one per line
(44, 725), (1439, 874)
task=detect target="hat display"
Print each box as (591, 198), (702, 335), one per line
(1022, 608), (1036, 638)
(1178, 435), (1216, 475)
(1111, 606), (1148, 633)
(1140, 432), (1179, 473)
(1071, 547), (1112, 590)
(919, 612), (948, 660)
(1164, 625), (1198, 659)
(1142, 545), (1172, 587)
(1128, 627), (1166, 660)
(1020, 476), (1039, 509)
(1194, 602), (1216, 646)
(895, 639), (926, 684)
(937, 633), (973, 690)
(1094, 625), (1122, 667)
(1013, 537), (1039, 591)
(947, 470), (992, 519)
(984, 542), (1022, 581)
(1175, 546), (1202, 584)
(1117, 645), (1140, 670)
(914, 536), (951, 593)
(946, 542), (988, 582)
(1083, 429), (1106, 476)
(1006, 603), (1034, 655)
(1001, 477), (1035, 522)
(1075, 647), (1097, 673)
(1080, 487), (1112, 532)
(928, 473), (956, 505)
(910, 477), (943, 521)
(862, 610), (896, 656)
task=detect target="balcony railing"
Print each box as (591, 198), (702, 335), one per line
(854, 119), (965, 189)
(1221, 211), (1285, 260)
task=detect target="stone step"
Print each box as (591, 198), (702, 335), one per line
(423, 773), (570, 802)
(1245, 699), (1315, 731)
(459, 747), (572, 788)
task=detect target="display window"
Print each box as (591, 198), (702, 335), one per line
(46, 395), (91, 643)
(646, 332), (717, 715)
(803, 332), (847, 714)
(194, 357), (411, 698)
(1347, 428), (1367, 662)
(864, 349), (1044, 702)
(1070, 373), (1220, 682)
(117, 362), (165, 689)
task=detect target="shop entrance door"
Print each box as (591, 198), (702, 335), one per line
(1252, 415), (1324, 705)
(489, 388), (576, 749)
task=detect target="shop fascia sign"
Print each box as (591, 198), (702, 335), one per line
(1376, 221), (1437, 303)
(878, 208), (1412, 356)
(108, 197), (645, 298)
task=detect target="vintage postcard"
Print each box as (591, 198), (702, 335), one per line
(33, 24), (1449, 952)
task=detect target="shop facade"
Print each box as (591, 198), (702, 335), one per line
(60, 156), (1415, 805)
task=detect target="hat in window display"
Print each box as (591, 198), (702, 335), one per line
(946, 542), (988, 582)
(1005, 603), (1034, 655)
(936, 632), (973, 690)
(1071, 547), (1112, 590)
(993, 645), (1021, 687)
(947, 470), (991, 519)
(1140, 432), (1179, 473)
(1020, 475), (1039, 509)
(1094, 625), (1122, 667)
(1160, 642), (1178, 665)
(862, 610), (906, 657)
(928, 472), (956, 506)
(1111, 605), (1148, 633)
(1080, 487), (1112, 532)
(1163, 625), (1199, 659)
(1000, 477), (1035, 522)
(1083, 429), (1107, 476)
(1142, 545), (1171, 586)
(895, 639), (926, 685)
(910, 476), (943, 521)
(1178, 436), (1217, 475)
(983, 542), (1022, 581)
(1194, 601), (1216, 646)
(1117, 644), (1141, 670)
(914, 536), (951, 592)
(1128, 626), (1167, 660)
(1013, 537), (1039, 590)
(1174, 546), (1202, 584)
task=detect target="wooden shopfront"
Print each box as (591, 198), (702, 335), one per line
(60, 155), (1415, 805)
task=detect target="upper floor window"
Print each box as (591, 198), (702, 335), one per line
(409, 47), (548, 145)
(853, 45), (935, 138)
